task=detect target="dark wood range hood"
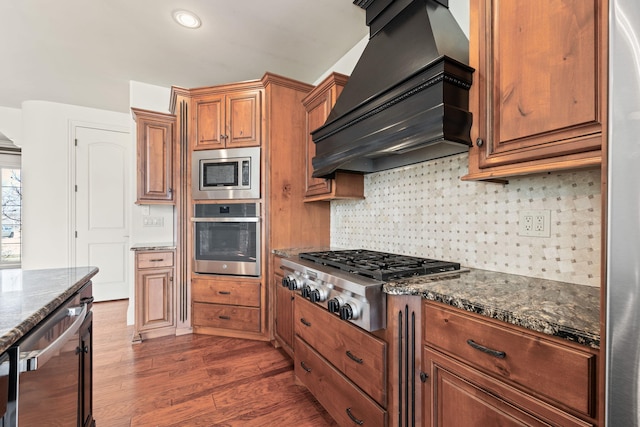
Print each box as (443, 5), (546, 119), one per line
(311, 0), (474, 179)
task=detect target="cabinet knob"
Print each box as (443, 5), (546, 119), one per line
(420, 371), (429, 382)
(476, 138), (484, 147)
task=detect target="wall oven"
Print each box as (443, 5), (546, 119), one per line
(192, 203), (261, 276)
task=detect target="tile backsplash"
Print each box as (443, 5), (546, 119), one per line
(330, 153), (601, 287)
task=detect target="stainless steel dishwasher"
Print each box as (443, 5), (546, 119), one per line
(5, 282), (94, 427)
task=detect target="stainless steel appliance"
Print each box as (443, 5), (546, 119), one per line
(192, 147), (260, 200)
(192, 203), (261, 276)
(281, 249), (461, 331)
(606, 0), (640, 424)
(1, 282), (94, 427)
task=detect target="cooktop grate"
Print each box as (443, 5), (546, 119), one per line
(299, 249), (460, 281)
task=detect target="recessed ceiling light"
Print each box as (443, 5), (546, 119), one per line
(172, 10), (201, 29)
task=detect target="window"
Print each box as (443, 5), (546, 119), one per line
(0, 153), (21, 268)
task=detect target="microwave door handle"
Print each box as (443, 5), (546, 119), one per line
(18, 303), (87, 372)
(190, 217), (260, 223)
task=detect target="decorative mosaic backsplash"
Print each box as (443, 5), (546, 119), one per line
(330, 153), (601, 287)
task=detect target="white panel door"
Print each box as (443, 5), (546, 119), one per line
(75, 126), (130, 301)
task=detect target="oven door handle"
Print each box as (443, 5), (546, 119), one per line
(18, 303), (88, 373)
(191, 217), (260, 223)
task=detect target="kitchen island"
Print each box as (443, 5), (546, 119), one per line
(0, 266), (99, 353)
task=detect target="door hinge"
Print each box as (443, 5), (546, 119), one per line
(75, 138), (78, 147)
(75, 185), (78, 192)
(75, 231), (78, 238)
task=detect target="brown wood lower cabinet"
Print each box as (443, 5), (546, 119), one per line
(423, 349), (592, 427)
(273, 256), (295, 357)
(294, 296), (387, 425)
(191, 276), (262, 338)
(192, 302), (260, 333)
(134, 250), (175, 341)
(295, 337), (387, 427)
(422, 301), (599, 426)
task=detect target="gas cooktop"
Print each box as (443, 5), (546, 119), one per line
(298, 249), (461, 281)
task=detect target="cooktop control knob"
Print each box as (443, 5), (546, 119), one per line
(283, 274), (302, 290)
(301, 285), (312, 299)
(309, 288), (328, 303)
(309, 289), (321, 303)
(339, 300), (361, 321)
(339, 304), (354, 320)
(327, 297), (342, 313)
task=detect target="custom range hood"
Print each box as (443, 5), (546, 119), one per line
(311, 0), (474, 178)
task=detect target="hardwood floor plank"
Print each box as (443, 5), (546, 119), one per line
(92, 300), (337, 426)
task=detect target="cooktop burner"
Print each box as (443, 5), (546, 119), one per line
(299, 249), (461, 281)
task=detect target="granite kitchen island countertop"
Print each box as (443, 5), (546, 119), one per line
(0, 266), (99, 353)
(384, 268), (600, 348)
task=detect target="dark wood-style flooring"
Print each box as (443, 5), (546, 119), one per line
(92, 300), (337, 426)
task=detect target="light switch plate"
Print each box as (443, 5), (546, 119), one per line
(518, 210), (550, 237)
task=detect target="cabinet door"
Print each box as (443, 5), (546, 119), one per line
(274, 271), (294, 353)
(304, 90), (333, 197)
(423, 348), (593, 427)
(466, 0), (606, 180)
(136, 267), (174, 331)
(194, 95), (225, 150)
(134, 109), (175, 203)
(226, 90), (261, 148)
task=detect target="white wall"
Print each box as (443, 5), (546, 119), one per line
(20, 101), (130, 269)
(0, 106), (22, 145)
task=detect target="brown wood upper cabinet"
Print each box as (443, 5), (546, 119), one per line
(131, 108), (175, 204)
(463, 0), (607, 181)
(193, 89), (262, 150)
(302, 73), (364, 201)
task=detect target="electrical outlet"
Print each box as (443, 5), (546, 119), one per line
(142, 216), (164, 227)
(519, 210), (550, 237)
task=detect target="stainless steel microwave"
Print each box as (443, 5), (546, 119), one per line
(192, 147), (260, 200)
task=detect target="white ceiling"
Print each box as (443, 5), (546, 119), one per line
(0, 0), (368, 114)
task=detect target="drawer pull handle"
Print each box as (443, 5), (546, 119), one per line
(346, 351), (363, 364)
(149, 258), (164, 262)
(300, 318), (311, 327)
(346, 408), (364, 425)
(218, 291), (231, 295)
(300, 361), (312, 373)
(467, 339), (506, 359)
(218, 315), (231, 320)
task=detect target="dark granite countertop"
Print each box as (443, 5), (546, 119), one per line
(0, 266), (99, 354)
(130, 242), (176, 251)
(273, 248), (600, 349)
(384, 269), (600, 348)
(272, 247), (335, 258)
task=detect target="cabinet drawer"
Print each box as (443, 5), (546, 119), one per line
(136, 251), (174, 269)
(192, 302), (260, 332)
(295, 337), (387, 427)
(295, 296), (386, 406)
(423, 303), (596, 416)
(191, 278), (260, 307)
